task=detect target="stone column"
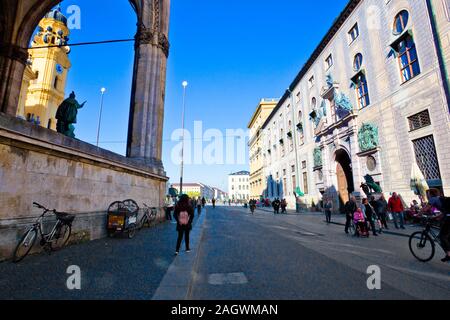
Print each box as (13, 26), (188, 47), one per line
(127, 0), (170, 174)
(0, 43), (28, 116)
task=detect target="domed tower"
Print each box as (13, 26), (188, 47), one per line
(23, 6), (72, 130)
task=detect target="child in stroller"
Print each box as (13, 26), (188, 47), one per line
(354, 208), (370, 237)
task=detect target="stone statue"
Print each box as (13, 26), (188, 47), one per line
(56, 91), (86, 138)
(313, 147), (323, 167)
(358, 123), (379, 152)
(361, 174), (382, 197)
(334, 91), (353, 116)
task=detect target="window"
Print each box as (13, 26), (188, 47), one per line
(397, 36), (421, 82)
(355, 74), (370, 108)
(412, 135), (442, 186)
(408, 110), (431, 131)
(348, 23), (359, 43)
(325, 54), (333, 69)
(302, 161), (307, 169)
(54, 76), (59, 89)
(394, 10), (409, 35)
(296, 91), (301, 103)
(309, 76), (315, 88)
(292, 175), (297, 192)
(291, 165), (295, 173)
(444, 0), (450, 22)
(311, 97), (317, 110)
(303, 172), (309, 195)
(353, 53), (363, 71)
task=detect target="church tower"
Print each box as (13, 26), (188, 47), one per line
(23, 6), (71, 130)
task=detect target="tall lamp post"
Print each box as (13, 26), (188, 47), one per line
(96, 87), (106, 147)
(179, 81), (188, 195)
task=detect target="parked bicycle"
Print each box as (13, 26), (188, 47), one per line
(139, 203), (157, 230)
(13, 202), (75, 263)
(409, 215), (443, 262)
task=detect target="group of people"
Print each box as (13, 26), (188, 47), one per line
(340, 189), (450, 263)
(272, 198), (288, 214)
(343, 193), (407, 237)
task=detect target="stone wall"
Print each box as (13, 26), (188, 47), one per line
(0, 113), (168, 261)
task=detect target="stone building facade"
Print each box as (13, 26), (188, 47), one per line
(248, 98), (278, 200)
(260, 0), (449, 212)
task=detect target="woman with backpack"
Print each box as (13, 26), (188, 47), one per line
(174, 194), (195, 256)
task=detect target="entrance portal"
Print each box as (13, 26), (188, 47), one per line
(335, 149), (354, 211)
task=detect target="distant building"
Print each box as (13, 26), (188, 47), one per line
(228, 171), (250, 202)
(172, 183), (214, 199)
(248, 98), (278, 200)
(212, 187), (228, 201)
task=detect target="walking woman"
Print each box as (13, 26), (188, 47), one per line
(174, 194), (195, 255)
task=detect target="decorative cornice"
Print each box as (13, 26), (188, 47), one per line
(135, 24), (170, 58)
(0, 43), (28, 64)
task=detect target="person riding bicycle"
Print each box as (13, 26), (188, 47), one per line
(420, 189), (450, 263)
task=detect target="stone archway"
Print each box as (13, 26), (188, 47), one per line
(335, 149), (354, 209)
(0, 0), (169, 171)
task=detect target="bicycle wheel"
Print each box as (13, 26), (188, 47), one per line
(348, 222), (356, 236)
(409, 231), (435, 262)
(139, 215), (149, 230)
(13, 228), (38, 263)
(128, 224), (137, 239)
(53, 224), (72, 250)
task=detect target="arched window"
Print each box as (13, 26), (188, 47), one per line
(353, 53), (363, 71)
(355, 74), (370, 108)
(398, 35), (421, 82)
(298, 110), (302, 121)
(311, 97), (317, 110)
(394, 10), (409, 35)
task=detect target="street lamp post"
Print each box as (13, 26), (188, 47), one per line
(179, 81), (188, 195)
(96, 87), (106, 147)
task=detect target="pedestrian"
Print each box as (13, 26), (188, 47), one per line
(376, 194), (389, 229)
(363, 198), (378, 236)
(281, 199), (287, 214)
(354, 208), (369, 237)
(165, 195), (174, 221)
(174, 194), (195, 255)
(196, 197), (202, 215)
(324, 198), (333, 224)
(422, 189), (450, 263)
(202, 197), (206, 208)
(344, 196), (358, 234)
(388, 192), (405, 229)
(273, 198), (281, 214)
(212, 198), (216, 209)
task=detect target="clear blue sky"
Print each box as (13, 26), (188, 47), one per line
(55, 0), (349, 191)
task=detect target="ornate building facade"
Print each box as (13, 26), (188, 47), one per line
(17, 7), (71, 130)
(258, 0), (450, 212)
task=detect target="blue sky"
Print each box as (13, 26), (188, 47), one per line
(54, 0), (349, 191)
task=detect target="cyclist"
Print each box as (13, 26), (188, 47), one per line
(249, 199), (256, 214)
(421, 189), (450, 263)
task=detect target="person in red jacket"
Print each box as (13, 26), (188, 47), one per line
(388, 192), (405, 229)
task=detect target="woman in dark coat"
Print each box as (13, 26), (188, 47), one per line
(174, 194), (195, 255)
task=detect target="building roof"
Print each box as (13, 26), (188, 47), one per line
(262, 0), (361, 130)
(247, 98), (280, 129)
(229, 171), (250, 176)
(45, 6), (68, 25)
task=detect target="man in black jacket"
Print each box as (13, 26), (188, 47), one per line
(344, 196), (357, 234)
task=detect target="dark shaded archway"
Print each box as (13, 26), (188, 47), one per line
(335, 149), (354, 210)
